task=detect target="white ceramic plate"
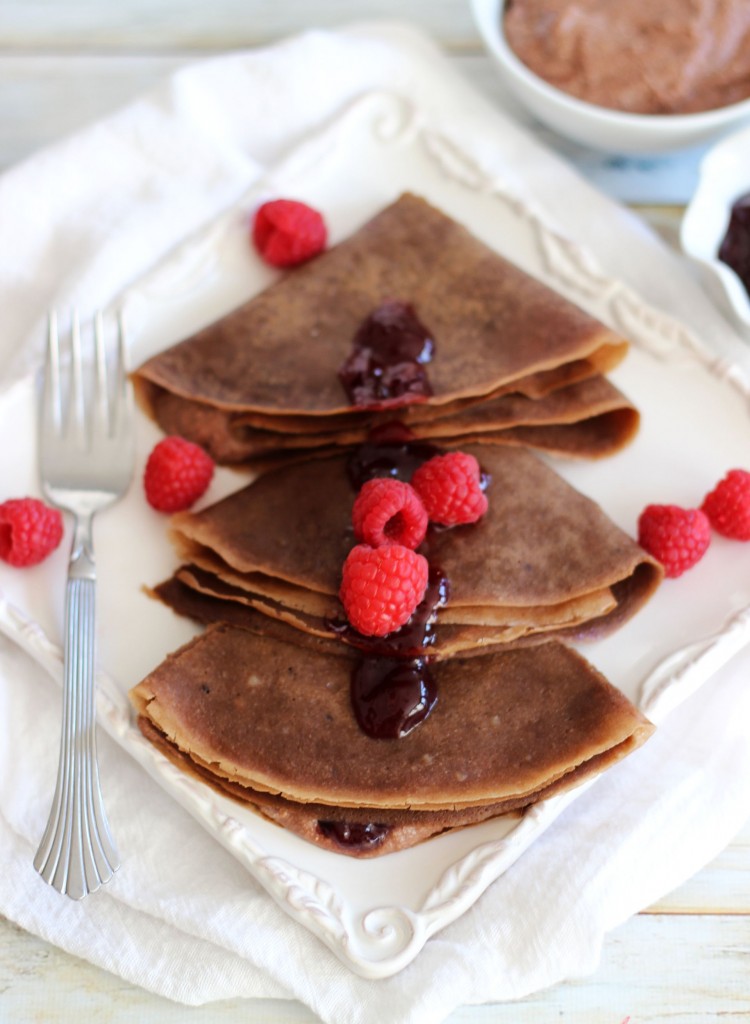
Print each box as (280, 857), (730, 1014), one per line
(2, 92), (750, 979)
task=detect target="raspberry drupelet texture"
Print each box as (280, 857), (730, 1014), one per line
(0, 497), (63, 567)
(252, 199), (327, 268)
(701, 468), (750, 540)
(144, 436), (214, 513)
(351, 477), (428, 550)
(411, 451), (488, 527)
(339, 543), (429, 637)
(637, 503), (711, 578)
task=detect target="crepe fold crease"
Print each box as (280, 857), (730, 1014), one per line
(132, 193), (637, 465)
(131, 624), (654, 857)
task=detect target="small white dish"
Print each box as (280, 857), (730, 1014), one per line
(680, 123), (750, 339)
(471, 0), (750, 155)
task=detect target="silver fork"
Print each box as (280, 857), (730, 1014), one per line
(34, 310), (135, 899)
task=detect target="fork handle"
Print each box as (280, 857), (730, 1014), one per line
(34, 517), (119, 899)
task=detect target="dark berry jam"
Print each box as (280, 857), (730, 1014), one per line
(341, 566), (448, 739)
(351, 655), (437, 739)
(340, 427), (493, 742)
(718, 192), (750, 298)
(317, 820), (390, 850)
(338, 300), (435, 409)
(328, 565), (450, 657)
(347, 426), (441, 489)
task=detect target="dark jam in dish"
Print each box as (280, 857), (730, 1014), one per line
(351, 656), (438, 739)
(718, 192), (750, 298)
(317, 820), (390, 851)
(338, 300), (435, 408)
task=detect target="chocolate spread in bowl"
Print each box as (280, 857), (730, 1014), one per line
(503, 0), (750, 114)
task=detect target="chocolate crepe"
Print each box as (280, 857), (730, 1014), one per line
(133, 193), (634, 463)
(130, 624), (653, 857)
(157, 445), (662, 656)
(146, 374), (639, 464)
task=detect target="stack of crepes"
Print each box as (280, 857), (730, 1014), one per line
(132, 193), (639, 467)
(130, 193), (662, 858)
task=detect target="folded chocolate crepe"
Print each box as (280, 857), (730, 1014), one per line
(156, 445), (662, 657)
(133, 192), (635, 463)
(149, 374), (639, 467)
(130, 624), (654, 857)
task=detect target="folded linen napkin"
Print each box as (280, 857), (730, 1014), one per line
(1, 22), (750, 1024)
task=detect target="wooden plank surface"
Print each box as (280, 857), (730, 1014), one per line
(1, 2), (750, 1021)
(3, 903), (749, 1022)
(648, 816), (750, 915)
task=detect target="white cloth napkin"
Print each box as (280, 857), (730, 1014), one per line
(2, 22), (750, 1024)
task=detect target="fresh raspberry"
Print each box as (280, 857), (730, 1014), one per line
(411, 451), (488, 527)
(352, 478), (428, 549)
(252, 199), (327, 268)
(144, 436), (214, 513)
(701, 469), (750, 540)
(0, 497), (63, 567)
(637, 504), (711, 578)
(340, 543), (428, 637)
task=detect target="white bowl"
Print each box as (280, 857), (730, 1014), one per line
(680, 123), (750, 339)
(471, 0), (750, 155)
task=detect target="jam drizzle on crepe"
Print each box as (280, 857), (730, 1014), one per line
(320, 408), (488, 849)
(317, 820), (390, 851)
(339, 430), (479, 739)
(338, 300), (435, 408)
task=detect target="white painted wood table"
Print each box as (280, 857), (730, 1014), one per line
(1, 3), (749, 1021)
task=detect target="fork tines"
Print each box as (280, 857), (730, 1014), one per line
(45, 309), (130, 444)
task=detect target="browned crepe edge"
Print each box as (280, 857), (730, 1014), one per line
(165, 446), (663, 626)
(133, 193), (630, 419)
(130, 623), (654, 812)
(174, 543), (616, 624)
(136, 713), (643, 858)
(143, 386), (639, 465)
(170, 562), (618, 658)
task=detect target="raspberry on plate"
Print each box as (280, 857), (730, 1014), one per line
(144, 436), (214, 513)
(339, 543), (429, 637)
(701, 468), (750, 540)
(0, 497), (63, 567)
(352, 478), (428, 549)
(252, 199), (327, 268)
(637, 503), (711, 578)
(411, 451), (489, 526)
